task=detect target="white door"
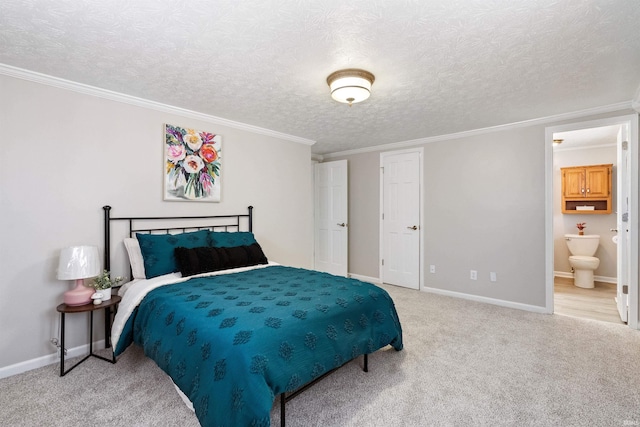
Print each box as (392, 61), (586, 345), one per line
(314, 160), (348, 276)
(381, 150), (421, 289)
(616, 126), (631, 322)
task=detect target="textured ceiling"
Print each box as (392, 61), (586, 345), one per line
(1, 0), (639, 154)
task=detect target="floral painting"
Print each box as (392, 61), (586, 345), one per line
(164, 124), (221, 202)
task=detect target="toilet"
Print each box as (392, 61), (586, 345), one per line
(564, 234), (600, 288)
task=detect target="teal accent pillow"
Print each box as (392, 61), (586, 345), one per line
(137, 230), (209, 278)
(209, 231), (257, 248)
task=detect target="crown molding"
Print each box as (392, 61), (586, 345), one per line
(553, 143), (617, 152)
(0, 63), (316, 146)
(322, 101), (634, 159)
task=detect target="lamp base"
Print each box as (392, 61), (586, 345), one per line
(64, 279), (95, 306)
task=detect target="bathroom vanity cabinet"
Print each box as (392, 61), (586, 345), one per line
(561, 164), (612, 214)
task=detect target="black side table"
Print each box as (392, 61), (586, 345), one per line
(56, 295), (122, 376)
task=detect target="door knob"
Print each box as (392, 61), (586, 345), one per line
(610, 228), (618, 232)
(407, 225), (418, 230)
(337, 223), (346, 227)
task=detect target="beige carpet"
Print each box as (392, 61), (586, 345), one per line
(1, 284), (639, 426)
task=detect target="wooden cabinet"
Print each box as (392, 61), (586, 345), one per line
(561, 164), (612, 214)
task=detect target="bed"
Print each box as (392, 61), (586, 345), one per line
(105, 206), (403, 427)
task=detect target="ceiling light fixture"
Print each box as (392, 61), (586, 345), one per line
(553, 139), (564, 146)
(326, 69), (375, 106)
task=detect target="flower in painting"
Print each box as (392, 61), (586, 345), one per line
(200, 171), (214, 193)
(166, 125), (185, 142)
(183, 155), (204, 173)
(184, 130), (203, 151)
(199, 144), (218, 163)
(200, 132), (216, 144)
(166, 144), (186, 164)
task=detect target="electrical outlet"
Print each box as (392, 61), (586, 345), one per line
(50, 337), (67, 355)
(490, 272), (497, 282)
(430, 265), (436, 273)
(470, 270), (477, 280)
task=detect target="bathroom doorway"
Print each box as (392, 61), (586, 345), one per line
(545, 115), (638, 328)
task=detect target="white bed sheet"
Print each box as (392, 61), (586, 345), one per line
(116, 278), (141, 298)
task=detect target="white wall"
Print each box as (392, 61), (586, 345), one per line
(0, 74), (313, 371)
(553, 145), (617, 279)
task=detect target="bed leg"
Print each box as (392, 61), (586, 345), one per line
(280, 393), (286, 427)
(364, 353), (368, 372)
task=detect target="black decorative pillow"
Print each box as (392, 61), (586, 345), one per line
(224, 246), (250, 269)
(244, 243), (268, 265)
(222, 243), (268, 269)
(175, 246), (228, 277)
(174, 243), (267, 277)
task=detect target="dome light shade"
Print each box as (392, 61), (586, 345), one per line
(327, 69), (375, 106)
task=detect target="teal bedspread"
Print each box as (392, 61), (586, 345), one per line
(115, 265), (403, 427)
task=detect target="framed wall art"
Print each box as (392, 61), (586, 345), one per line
(164, 123), (221, 202)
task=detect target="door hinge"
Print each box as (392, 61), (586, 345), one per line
(382, 213), (384, 220)
(622, 140), (628, 150)
(381, 259), (384, 266)
(623, 285), (629, 295)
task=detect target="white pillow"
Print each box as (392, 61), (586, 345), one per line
(124, 238), (146, 279)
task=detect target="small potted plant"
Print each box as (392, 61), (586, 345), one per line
(576, 222), (586, 236)
(90, 270), (123, 301)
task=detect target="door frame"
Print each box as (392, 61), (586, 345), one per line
(544, 114), (639, 329)
(379, 147), (425, 289)
(616, 125), (630, 322)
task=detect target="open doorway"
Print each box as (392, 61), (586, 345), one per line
(545, 115), (639, 329)
(552, 124), (622, 323)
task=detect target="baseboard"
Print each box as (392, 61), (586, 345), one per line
(554, 271), (616, 284)
(349, 272), (548, 314)
(347, 273), (382, 284)
(0, 339), (106, 379)
(420, 286), (549, 314)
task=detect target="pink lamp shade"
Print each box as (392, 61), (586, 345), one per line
(57, 245), (101, 306)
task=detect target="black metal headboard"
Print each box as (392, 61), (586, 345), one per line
(102, 205), (253, 273)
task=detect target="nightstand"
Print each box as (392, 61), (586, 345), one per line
(56, 295), (121, 376)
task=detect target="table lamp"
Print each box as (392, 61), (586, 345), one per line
(57, 245), (100, 306)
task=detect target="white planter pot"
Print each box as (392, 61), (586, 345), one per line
(99, 287), (112, 301)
